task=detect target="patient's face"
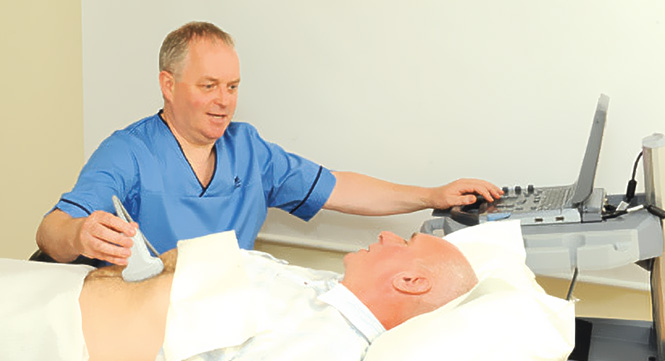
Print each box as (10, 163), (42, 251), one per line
(343, 232), (476, 329)
(342, 232), (462, 287)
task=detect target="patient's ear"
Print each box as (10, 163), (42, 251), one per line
(392, 271), (432, 295)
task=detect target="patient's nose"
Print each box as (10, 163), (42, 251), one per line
(378, 231), (406, 245)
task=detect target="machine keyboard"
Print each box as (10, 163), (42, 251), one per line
(485, 184), (574, 215)
(536, 188), (571, 210)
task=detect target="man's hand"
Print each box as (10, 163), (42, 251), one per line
(36, 209), (137, 265)
(324, 172), (502, 215)
(427, 178), (504, 210)
(74, 210), (137, 265)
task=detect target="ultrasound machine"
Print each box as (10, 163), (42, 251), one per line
(421, 94), (665, 360)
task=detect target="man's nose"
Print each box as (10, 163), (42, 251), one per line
(214, 87), (231, 106)
(378, 231), (406, 245)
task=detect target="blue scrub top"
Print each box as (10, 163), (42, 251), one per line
(55, 112), (336, 252)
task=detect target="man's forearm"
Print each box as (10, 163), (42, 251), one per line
(36, 209), (83, 263)
(323, 172), (501, 216)
(323, 171), (432, 216)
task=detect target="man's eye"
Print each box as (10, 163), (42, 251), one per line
(201, 83), (216, 90)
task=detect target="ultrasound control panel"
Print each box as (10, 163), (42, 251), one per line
(477, 185), (606, 226)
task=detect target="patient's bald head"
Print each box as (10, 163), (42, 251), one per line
(341, 232), (477, 330)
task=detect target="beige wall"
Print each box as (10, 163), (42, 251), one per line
(0, 0), (83, 259)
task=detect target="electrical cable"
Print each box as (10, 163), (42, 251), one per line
(602, 204), (645, 220)
(624, 151), (643, 202)
(647, 204), (665, 219)
(602, 150), (665, 220)
(566, 267), (579, 301)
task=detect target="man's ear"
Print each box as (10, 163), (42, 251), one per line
(159, 70), (176, 102)
(392, 271), (432, 295)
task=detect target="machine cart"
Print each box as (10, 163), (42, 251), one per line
(421, 193), (664, 361)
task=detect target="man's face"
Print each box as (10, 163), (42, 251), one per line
(164, 38), (240, 146)
(342, 232), (456, 289)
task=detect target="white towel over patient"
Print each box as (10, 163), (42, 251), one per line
(161, 231), (380, 361)
(161, 231), (259, 361)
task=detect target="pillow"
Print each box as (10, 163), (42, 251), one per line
(363, 220), (575, 361)
(445, 218), (543, 291)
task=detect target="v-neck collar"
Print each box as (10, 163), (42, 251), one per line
(157, 110), (218, 196)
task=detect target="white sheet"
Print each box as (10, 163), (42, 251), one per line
(0, 259), (93, 361)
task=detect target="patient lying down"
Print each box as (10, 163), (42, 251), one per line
(80, 231), (477, 361)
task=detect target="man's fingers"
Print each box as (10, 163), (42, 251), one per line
(104, 256), (130, 266)
(433, 179), (504, 209)
(96, 211), (137, 238)
(463, 194), (478, 204)
(94, 240), (131, 265)
(78, 211), (135, 265)
(475, 188), (496, 202)
(92, 220), (134, 249)
(458, 179), (503, 202)
(81, 237), (131, 266)
(91, 220), (134, 264)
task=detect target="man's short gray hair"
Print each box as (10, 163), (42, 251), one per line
(159, 21), (235, 76)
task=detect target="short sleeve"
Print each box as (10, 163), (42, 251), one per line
(55, 133), (139, 218)
(240, 124), (336, 221)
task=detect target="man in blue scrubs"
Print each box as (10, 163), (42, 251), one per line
(36, 22), (502, 266)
